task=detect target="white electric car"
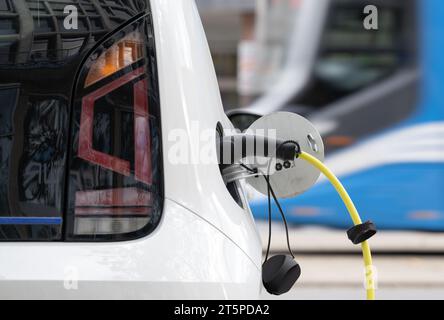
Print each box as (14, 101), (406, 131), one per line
(0, 0), (263, 299)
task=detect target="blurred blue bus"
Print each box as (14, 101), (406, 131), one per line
(230, 0), (444, 231)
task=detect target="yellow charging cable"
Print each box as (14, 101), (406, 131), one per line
(298, 151), (376, 300)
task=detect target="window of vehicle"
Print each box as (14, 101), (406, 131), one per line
(0, 0), (12, 11)
(292, 0), (417, 108)
(0, 88), (67, 241)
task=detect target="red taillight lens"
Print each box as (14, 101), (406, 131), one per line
(67, 18), (162, 240)
(75, 188), (152, 216)
(78, 66), (151, 183)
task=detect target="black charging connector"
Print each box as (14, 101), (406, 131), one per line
(217, 135), (299, 166)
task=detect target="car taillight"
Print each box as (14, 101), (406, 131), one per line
(84, 32), (144, 88)
(66, 17), (162, 240)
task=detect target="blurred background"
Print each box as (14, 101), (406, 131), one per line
(197, 0), (444, 299)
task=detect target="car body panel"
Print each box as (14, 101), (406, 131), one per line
(152, 0), (262, 266)
(0, 199), (261, 299)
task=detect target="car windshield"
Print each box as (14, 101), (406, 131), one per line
(287, 0), (415, 108)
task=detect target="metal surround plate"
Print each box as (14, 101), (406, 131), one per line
(245, 112), (324, 199)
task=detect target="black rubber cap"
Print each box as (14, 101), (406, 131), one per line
(347, 220), (377, 245)
(262, 255), (301, 295)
